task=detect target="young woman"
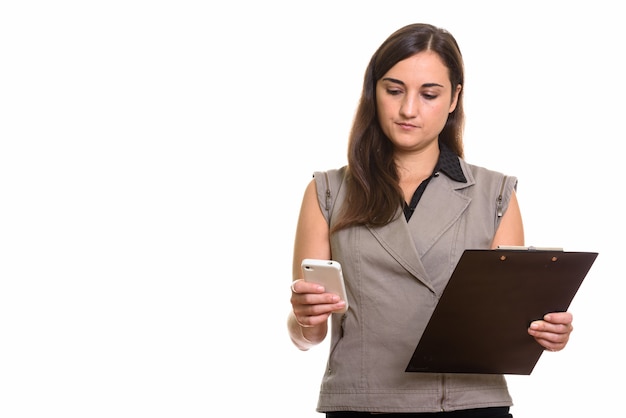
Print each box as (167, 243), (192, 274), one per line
(288, 23), (573, 417)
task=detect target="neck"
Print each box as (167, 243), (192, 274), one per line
(395, 143), (440, 183)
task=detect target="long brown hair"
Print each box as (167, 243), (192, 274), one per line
(332, 23), (465, 232)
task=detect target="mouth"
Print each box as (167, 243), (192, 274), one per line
(396, 121), (418, 129)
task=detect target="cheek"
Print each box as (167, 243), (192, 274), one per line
(376, 105), (393, 137)
(433, 109), (452, 131)
(427, 104), (452, 124)
(375, 97), (384, 116)
(375, 100), (388, 123)
(376, 97), (395, 120)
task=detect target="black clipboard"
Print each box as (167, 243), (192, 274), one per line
(405, 247), (598, 375)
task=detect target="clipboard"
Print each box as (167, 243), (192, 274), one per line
(405, 247), (598, 375)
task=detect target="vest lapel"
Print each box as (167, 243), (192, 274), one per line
(409, 174), (472, 256)
(366, 173), (473, 292)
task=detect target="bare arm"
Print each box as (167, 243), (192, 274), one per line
(288, 179), (346, 350)
(490, 190), (524, 248)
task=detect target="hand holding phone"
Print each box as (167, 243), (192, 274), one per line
(301, 259), (349, 313)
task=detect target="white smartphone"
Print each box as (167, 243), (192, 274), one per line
(301, 259), (349, 314)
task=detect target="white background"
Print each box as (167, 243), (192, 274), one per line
(1, 1), (623, 417)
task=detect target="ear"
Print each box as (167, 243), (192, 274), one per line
(449, 84), (462, 113)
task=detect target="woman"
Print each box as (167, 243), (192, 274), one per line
(288, 23), (572, 417)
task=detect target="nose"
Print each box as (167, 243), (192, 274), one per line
(400, 95), (418, 119)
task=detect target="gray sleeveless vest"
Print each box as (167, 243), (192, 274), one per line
(313, 159), (518, 413)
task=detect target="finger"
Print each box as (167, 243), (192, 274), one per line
(531, 334), (559, 351)
(544, 311), (573, 324)
(531, 330), (570, 352)
(542, 339), (566, 352)
(295, 316), (315, 328)
(295, 310), (333, 328)
(530, 320), (573, 335)
(291, 279), (303, 294)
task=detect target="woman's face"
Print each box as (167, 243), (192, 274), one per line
(376, 51), (461, 153)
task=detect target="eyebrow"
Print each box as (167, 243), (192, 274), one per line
(381, 77), (444, 88)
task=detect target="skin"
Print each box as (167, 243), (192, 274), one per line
(288, 51), (573, 353)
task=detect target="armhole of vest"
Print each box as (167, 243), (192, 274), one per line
(323, 171), (331, 217)
(496, 175), (507, 218)
(313, 170), (333, 226)
(314, 167), (346, 227)
(495, 174), (518, 230)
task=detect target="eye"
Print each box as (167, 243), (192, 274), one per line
(386, 88), (403, 96)
(422, 93), (438, 100)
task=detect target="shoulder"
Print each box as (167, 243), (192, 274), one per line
(312, 166), (348, 224)
(460, 160), (519, 221)
(460, 159), (518, 190)
(313, 165), (348, 192)
(313, 166), (348, 180)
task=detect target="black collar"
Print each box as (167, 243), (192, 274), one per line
(435, 144), (466, 183)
